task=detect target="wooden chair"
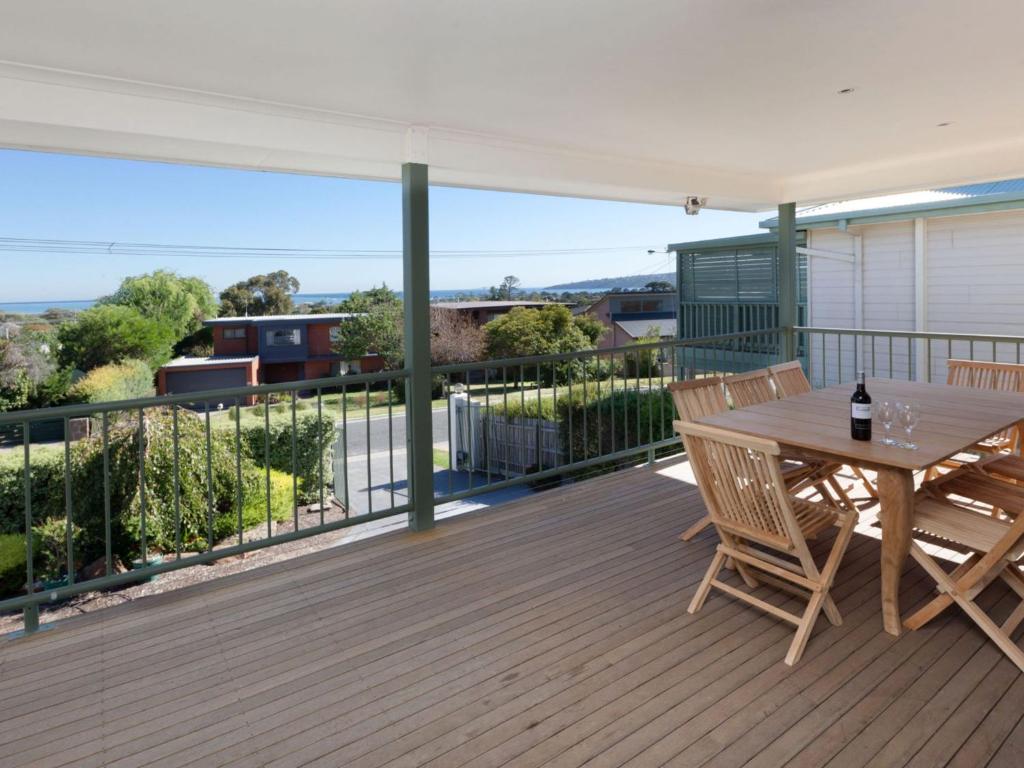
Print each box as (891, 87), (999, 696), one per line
(903, 481), (1024, 672)
(945, 359), (1024, 455)
(667, 377), (727, 422)
(723, 368), (775, 408)
(768, 360), (812, 398)
(678, 421), (858, 666)
(923, 453), (1024, 519)
(769, 359), (878, 499)
(668, 377), (846, 540)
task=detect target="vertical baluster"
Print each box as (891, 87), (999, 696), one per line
(365, 382), (372, 516)
(317, 387), (325, 525)
(970, 339), (974, 361)
(502, 367), (509, 477)
(139, 407), (147, 566)
(388, 378), (395, 509)
(567, 360), (574, 466)
(172, 405), (181, 559)
(237, 397), (244, 545)
(908, 337), (913, 380)
(64, 416), (74, 585)
(22, 421), (37, 634)
(205, 402), (215, 550)
(102, 412), (111, 576)
(341, 384), (350, 515)
(838, 334), (843, 383)
(888, 336), (894, 378)
(536, 362), (542, 473)
(927, 339), (933, 383)
(485, 367), (492, 483)
(290, 392), (298, 530)
(445, 372), (453, 495)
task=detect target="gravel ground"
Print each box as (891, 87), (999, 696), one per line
(0, 503), (377, 635)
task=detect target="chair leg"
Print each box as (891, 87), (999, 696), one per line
(852, 466), (878, 498)
(904, 554), (981, 631)
(786, 590), (827, 666)
(822, 594), (842, 627)
(906, 544), (1024, 673)
(680, 515), (712, 541)
(688, 548), (726, 614)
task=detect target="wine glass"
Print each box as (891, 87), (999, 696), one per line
(874, 400), (897, 445)
(896, 400), (921, 450)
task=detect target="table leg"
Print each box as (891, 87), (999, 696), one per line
(876, 467), (915, 636)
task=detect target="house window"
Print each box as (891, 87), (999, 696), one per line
(266, 328), (301, 346)
(223, 327), (246, 339)
(641, 300), (664, 312)
(328, 326), (343, 342)
(620, 300), (643, 313)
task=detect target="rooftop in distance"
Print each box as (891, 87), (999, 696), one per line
(205, 313), (362, 326)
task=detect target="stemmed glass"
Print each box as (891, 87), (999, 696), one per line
(874, 400), (898, 446)
(896, 400), (921, 450)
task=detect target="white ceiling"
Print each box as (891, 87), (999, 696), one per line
(0, 0), (1022, 210)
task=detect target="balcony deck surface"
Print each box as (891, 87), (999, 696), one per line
(2, 458), (1023, 767)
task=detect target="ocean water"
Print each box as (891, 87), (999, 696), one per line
(0, 289), (493, 316)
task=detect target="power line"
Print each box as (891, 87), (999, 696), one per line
(0, 237), (662, 261)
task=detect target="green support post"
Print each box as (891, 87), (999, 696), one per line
(777, 202), (798, 362)
(402, 163), (435, 531)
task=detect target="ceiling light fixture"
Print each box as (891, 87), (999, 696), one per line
(937, 121), (953, 127)
(837, 87), (855, 94)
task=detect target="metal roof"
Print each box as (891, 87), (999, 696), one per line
(431, 301), (554, 310)
(759, 178), (1024, 229)
(614, 318), (677, 339)
(205, 313), (361, 326)
(161, 355), (257, 369)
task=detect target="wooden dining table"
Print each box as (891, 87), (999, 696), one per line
(696, 377), (1024, 636)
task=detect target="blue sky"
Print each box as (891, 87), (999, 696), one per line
(0, 149), (766, 301)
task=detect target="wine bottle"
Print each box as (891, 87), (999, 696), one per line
(851, 371), (872, 441)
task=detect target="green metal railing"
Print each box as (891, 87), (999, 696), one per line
(794, 326), (1024, 387)
(0, 368), (411, 635)
(431, 329), (785, 504)
(10, 323), (1019, 637)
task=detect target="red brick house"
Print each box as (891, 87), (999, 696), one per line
(157, 314), (382, 403)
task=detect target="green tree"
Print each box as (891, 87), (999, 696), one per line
(101, 270), (216, 340)
(218, 270), (300, 317)
(57, 305), (174, 372)
(332, 303), (404, 369)
(336, 283), (401, 314)
(483, 305), (592, 360)
(488, 275), (522, 301)
(643, 280), (674, 292)
(571, 313), (607, 346)
(0, 344), (30, 412)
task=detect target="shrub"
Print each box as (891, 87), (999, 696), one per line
(0, 533), (32, 597)
(239, 413), (334, 505)
(0, 407), (289, 564)
(557, 388), (674, 461)
(212, 469), (293, 541)
(67, 359), (155, 404)
(32, 517), (82, 582)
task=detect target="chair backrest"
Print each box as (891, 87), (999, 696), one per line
(769, 360), (811, 398)
(674, 420), (803, 551)
(947, 359), (1024, 392)
(667, 377), (727, 421)
(724, 368), (775, 408)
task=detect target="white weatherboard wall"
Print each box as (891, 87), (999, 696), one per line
(806, 208), (1024, 386)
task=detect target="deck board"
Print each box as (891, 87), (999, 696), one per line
(1, 457), (1021, 767)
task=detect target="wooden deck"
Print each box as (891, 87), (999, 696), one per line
(2, 458), (1024, 767)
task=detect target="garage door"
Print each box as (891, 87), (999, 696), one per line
(165, 367), (249, 406)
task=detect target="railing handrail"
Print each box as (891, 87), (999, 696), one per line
(430, 329), (783, 375)
(0, 368), (409, 426)
(794, 326), (1024, 345)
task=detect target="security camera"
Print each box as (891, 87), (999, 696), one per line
(684, 196), (707, 215)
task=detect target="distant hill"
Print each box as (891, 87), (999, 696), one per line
(544, 271), (676, 291)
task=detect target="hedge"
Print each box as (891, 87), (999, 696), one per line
(240, 413), (334, 505)
(0, 408), (308, 569)
(557, 388), (675, 462)
(0, 532), (32, 597)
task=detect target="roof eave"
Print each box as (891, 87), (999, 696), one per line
(759, 191), (1024, 231)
